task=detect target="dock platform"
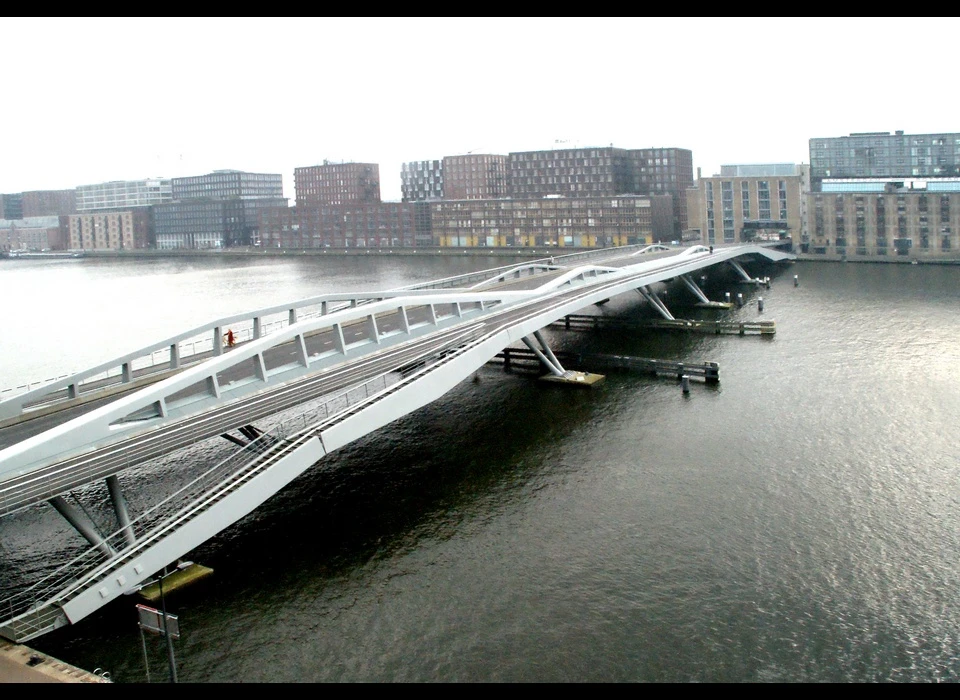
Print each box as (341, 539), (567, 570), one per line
(552, 314), (775, 336)
(491, 348), (719, 383)
(0, 639), (109, 683)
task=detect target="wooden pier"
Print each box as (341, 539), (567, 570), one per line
(551, 314), (775, 336)
(490, 348), (719, 383)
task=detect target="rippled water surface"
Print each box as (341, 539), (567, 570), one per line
(1, 255), (959, 682)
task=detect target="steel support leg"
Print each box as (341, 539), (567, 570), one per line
(532, 330), (566, 373)
(106, 475), (136, 547)
(680, 274), (711, 304)
(728, 260), (754, 282)
(221, 432), (249, 448)
(49, 496), (116, 558)
(637, 287), (675, 320)
(521, 335), (565, 377)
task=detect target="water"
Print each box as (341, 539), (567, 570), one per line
(1, 254), (959, 682)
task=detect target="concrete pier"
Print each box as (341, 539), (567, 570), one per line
(137, 562), (214, 603)
(0, 639), (109, 683)
(537, 371), (605, 388)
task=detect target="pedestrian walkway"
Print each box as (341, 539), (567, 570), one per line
(0, 639), (109, 683)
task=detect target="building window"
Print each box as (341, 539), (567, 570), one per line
(758, 181), (771, 220)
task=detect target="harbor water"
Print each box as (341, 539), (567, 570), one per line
(0, 253), (959, 682)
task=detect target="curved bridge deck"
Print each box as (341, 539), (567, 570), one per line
(0, 243), (793, 642)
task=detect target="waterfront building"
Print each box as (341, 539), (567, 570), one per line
(413, 201), (434, 247)
(685, 164), (809, 249)
(0, 216), (65, 252)
(505, 146), (691, 240)
(430, 194), (672, 248)
(806, 178), (960, 259)
(809, 130), (960, 186)
(442, 154), (508, 200)
(67, 210), (151, 250)
(163, 170), (287, 248)
(171, 170), (283, 201)
(628, 148), (694, 237)
(21, 189), (77, 217)
(154, 199), (247, 249)
(258, 205), (299, 249)
(400, 160), (443, 202)
(507, 147), (634, 200)
(76, 179), (172, 212)
(293, 202), (416, 248)
(0, 194), (23, 220)
(294, 162), (380, 207)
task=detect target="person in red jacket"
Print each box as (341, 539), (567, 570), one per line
(224, 329), (236, 348)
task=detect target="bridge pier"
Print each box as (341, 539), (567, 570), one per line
(680, 275), (734, 309)
(520, 331), (604, 387)
(728, 260), (764, 285)
(637, 286), (675, 320)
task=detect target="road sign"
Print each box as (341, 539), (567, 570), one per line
(136, 604), (180, 639)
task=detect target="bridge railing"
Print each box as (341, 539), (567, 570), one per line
(398, 244), (652, 292)
(0, 366), (416, 637)
(0, 246), (657, 412)
(0, 294), (372, 420)
(0, 323), (491, 638)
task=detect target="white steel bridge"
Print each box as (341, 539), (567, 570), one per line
(0, 243), (793, 642)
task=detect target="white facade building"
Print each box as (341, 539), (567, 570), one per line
(76, 179), (172, 212)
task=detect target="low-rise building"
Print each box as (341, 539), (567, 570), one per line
(295, 202), (416, 248)
(431, 194), (673, 248)
(686, 164), (809, 249)
(0, 216), (65, 252)
(67, 210), (151, 250)
(258, 205), (298, 249)
(806, 178), (960, 259)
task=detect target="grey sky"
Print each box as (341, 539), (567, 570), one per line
(3, 17), (958, 202)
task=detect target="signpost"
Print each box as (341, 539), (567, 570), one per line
(136, 567), (180, 683)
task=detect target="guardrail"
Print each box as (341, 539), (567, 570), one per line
(0, 364), (417, 640)
(0, 244), (659, 411)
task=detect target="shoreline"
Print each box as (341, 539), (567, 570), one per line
(4, 247), (959, 265)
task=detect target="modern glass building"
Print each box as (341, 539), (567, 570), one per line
(76, 179), (172, 212)
(171, 170), (283, 201)
(809, 131), (960, 185)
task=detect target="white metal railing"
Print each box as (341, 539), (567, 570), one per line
(0, 365), (414, 638)
(0, 322), (489, 640)
(1, 247), (655, 405)
(0, 302), (353, 406)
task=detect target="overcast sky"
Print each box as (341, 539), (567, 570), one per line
(3, 17), (959, 203)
